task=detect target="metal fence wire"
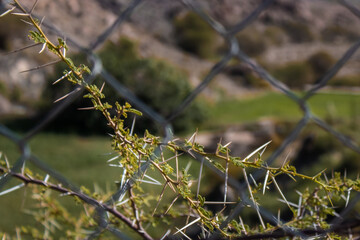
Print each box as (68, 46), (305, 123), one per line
(0, 0), (360, 239)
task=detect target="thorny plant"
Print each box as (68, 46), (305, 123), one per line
(0, 1), (360, 239)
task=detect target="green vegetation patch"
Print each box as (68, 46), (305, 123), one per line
(282, 21), (315, 43)
(236, 27), (268, 57)
(272, 61), (313, 89)
(206, 92), (360, 128)
(329, 75), (360, 87)
(42, 37), (207, 134)
(0, 133), (118, 234)
(173, 11), (220, 58)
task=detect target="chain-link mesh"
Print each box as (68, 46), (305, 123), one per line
(0, 0), (360, 239)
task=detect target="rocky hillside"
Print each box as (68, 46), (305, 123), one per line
(0, 0), (359, 117)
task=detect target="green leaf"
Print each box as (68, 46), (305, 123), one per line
(28, 31), (46, 43)
(198, 195), (205, 206)
(64, 58), (76, 69)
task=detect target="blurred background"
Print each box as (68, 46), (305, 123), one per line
(0, 0), (359, 237)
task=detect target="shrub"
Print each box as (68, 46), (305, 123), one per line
(10, 85), (22, 103)
(307, 51), (336, 82)
(236, 28), (268, 57)
(100, 38), (207, 132)
(263, 25), (287, 46)
(225, 64), (270, 88)
(42, 38), (207, 134)
(272, 61), (314, 89)
(282, 21), (315, 43)
(0, 80), (7, 97)
(173, 12), (219, 58)
(321, 25), (360, 43)
(329, 75), (360, 87)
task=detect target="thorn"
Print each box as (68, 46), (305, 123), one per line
(345, 188), (352, 207)
(323, 172), (329, 184)
(29, 0), (39, 14)
(312, 169), (327, 180)
(239, 216), (247, 235)
(44, 174), (49, 183)
(4, 43), (42, 55)
(223, 141), (232, 148)
(61, 37), (66, 57)
(164, 195), (179, 214)
(215, 137), (223, 155)
(152, 183), (168, 216)
(281, 150), (292, 168)
(277, 209), (281, 225)
(120, 168), (127, 189)
(106, 155), (120, 163)
(11, 12), (30, 16)
(25, 173), (33, 180)
(143, 174), (161, 185)
(53, 71), (72, 85)
(193, 201), (236, 205)
(263, 170), (269, 195)
(138, 178), (161, 185)
(243, 140), (271, 162)
(175, 151), (179, 182)
(243, 168), (265, 229)
(38, 42), (46, 54)
(160, 229), (171, 240)
(19, 19), (33, 25)
(20, 59), (61, 73)
(249, 173), (258, 187)
(130, 116), (136, 136)
(4, 155), (10, 169)
(175, 227), (192, 240)
(39, 16), (45, 27)
(187, 130), (198, 145)
(174, 217), (201, 235)
(99, 82), (105, 93)
(297, 194), (302, 217)
(196, 155), (204, 202)
(184, 161), (192, 173)
(77, 106), (95, 111)
(277, 198), (298, 207)
(271, 175), (292, 211)
(259, 141), (269, 158)
(0, 183), (25, 196)
(54, 88), (80, 103)
(0, 6), (16, 17)
(224, 158), (229, 205)
(116, 198), (130, 206)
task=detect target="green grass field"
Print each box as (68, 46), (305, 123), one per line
(205, 91), (360, 127)
(0, 133), (121, 235)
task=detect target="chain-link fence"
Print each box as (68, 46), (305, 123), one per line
(1, 0), (360, 239)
